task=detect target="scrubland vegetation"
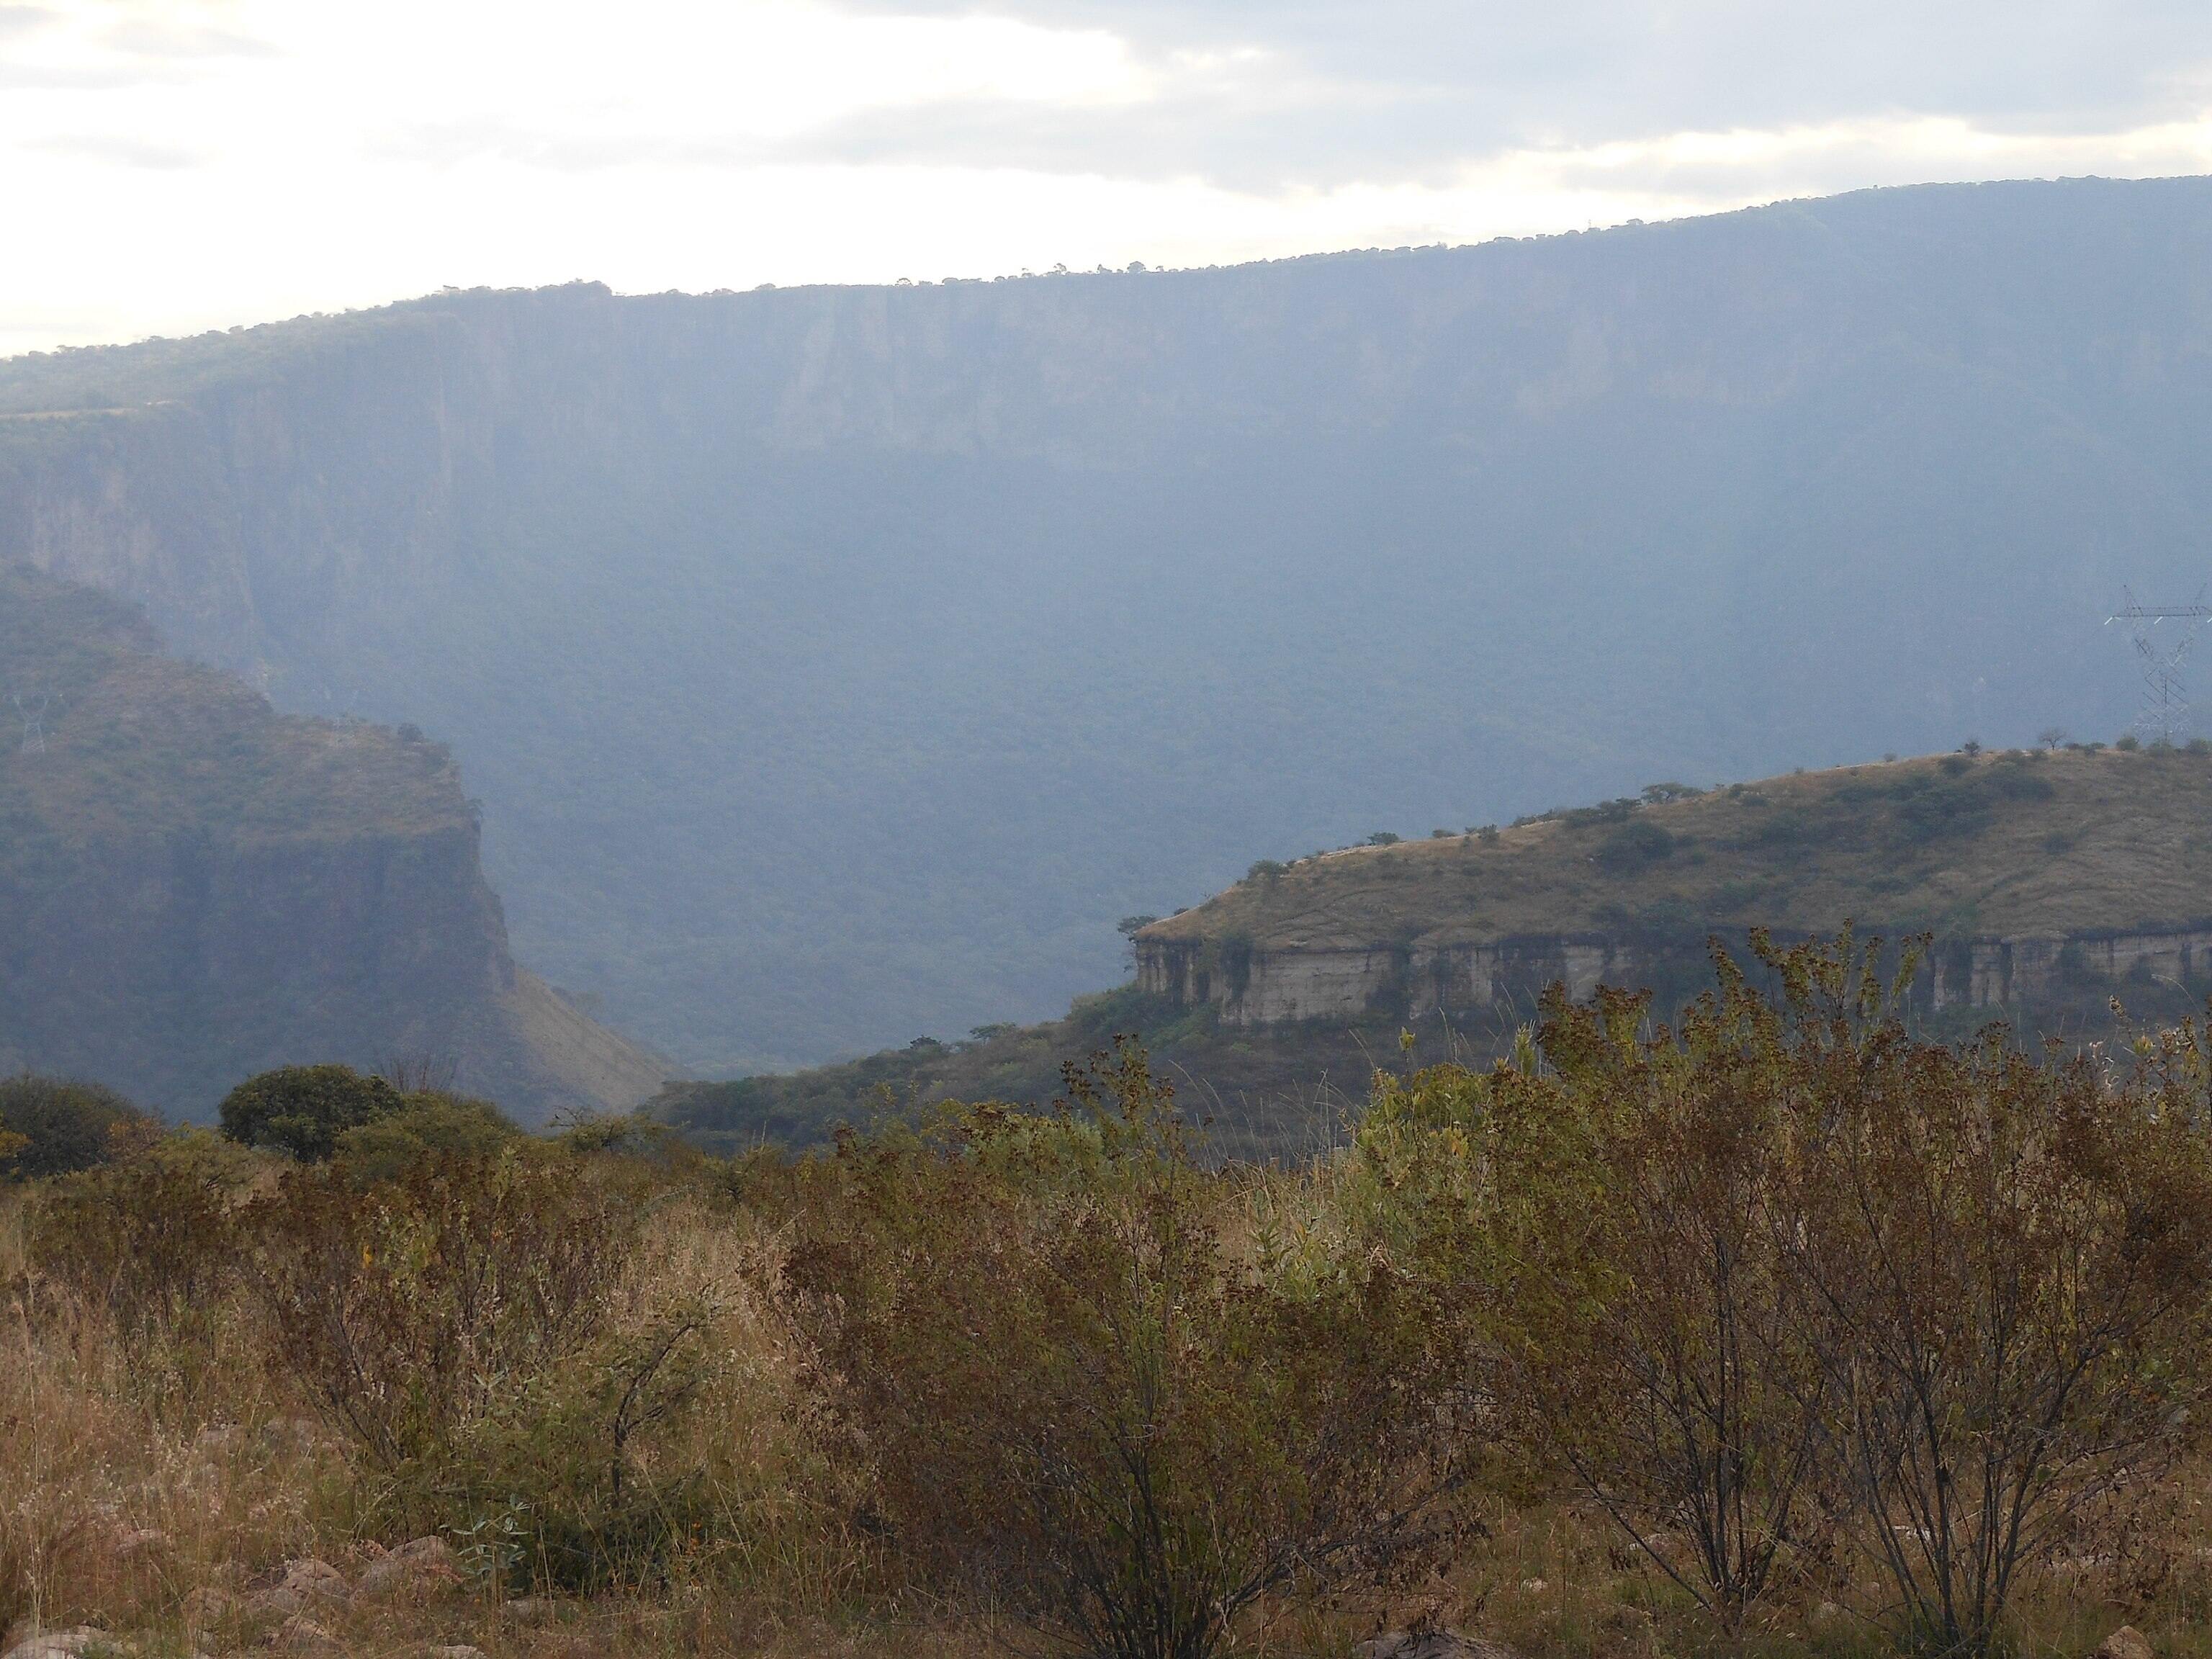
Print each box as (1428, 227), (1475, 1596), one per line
(10, 935), (2212, 1659)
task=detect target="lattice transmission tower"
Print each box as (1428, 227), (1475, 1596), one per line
(9, 691), (50, 755)
(2108, 588), (2212, 744)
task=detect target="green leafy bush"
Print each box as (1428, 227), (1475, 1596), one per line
(330, 1092), (518, 1184)
(219, 1064), (403, 1161)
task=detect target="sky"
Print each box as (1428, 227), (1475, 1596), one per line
(6, 0), (2212, 356)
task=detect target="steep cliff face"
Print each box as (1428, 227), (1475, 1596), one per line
(1136, 925), (2212, 1025)
(0, 564), (664, 1119)
(1136, 746), (2212, 1030)
(9, 176), (2212, 1071)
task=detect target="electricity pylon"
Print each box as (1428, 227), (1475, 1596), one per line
(2108, 588), (2212, 744)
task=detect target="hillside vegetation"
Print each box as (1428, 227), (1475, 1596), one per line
(0, 566), (464, 853)
(9, 177), (2212, 1070)
(1147, 742), (2212, 950)
(660, 743), (2212, 1154)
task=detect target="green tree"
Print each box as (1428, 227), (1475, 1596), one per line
(218, 1064), (402, 1161)
(0, 1074), (154, 1179)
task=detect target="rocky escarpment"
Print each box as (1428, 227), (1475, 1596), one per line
(1138, 925), (2212, 1024)
(0, 565), (664, 1119)
(1138, 747), (2212, 1030)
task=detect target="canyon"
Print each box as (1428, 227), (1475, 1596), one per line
(9, 175), (2212, 1071)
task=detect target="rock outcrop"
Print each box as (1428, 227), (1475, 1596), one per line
(0, 565), (663, 1119)
(1139, 925), (2212, 1025)
(1138, 747), (2212, 1031)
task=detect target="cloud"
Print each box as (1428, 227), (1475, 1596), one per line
(7, 0), (2212, 356)
(23, 132), (204, 168)
(102, 18), (275, 58)
(813, 0), (2212, 184)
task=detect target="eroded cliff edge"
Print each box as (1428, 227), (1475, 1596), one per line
(0, 564), (665, 1119)
(1138, 747), (2212, 1030)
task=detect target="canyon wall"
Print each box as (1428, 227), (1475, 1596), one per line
(0, 565), (666, 1120)
(12, 176), (2212, 1070)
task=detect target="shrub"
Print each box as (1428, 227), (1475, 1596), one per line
(1358, 931), (2212, 1654)
(434, 1286), (724, 1592)
(0, 1074), (156, 1179)
(218, 1063), (402, 1161)
(1593, 817), (1676, 870)
(783, 1043), (1467, 1659)
(1359, 956), (1845, 1632)
(330, 1092), (518, 1184)
(26, 1130), (250, 1381)
(247, 1151), (632, 1466)
(244, 1150), (720, 1588)
(1777, 968), (2212, 1657)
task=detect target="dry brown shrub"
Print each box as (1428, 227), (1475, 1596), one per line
(783, 1043), (1471, 1659)
(1358, 931), (2212, 1659)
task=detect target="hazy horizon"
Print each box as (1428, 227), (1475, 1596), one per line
(10, 0), (2212, 356)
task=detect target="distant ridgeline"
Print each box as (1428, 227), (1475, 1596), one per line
(0, 563), (665, 1120)
(12, 175), (2212, 1076)
(1137, 747), (2212, 1030)
(657, 745), (2212, 1156)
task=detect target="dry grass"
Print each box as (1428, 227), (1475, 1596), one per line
(1148, 745), (2212, 950)
(5, 1160), (2207, 1659)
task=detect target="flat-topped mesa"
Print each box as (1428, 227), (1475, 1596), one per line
(0, 564), (666, 1120)
(1136, 749), (2212, 1025)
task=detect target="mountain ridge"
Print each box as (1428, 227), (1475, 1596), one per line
(7, 174), (2212, 1070)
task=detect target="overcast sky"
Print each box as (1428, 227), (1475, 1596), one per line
(7, 0), (2212, 356)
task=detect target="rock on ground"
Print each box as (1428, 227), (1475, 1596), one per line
(1358, 1633), (1523, 1659)
(1, 1630), (117, 1659)
(2098, 1627), (2154, 1659)
(245, 1558), (351, 1622)
(273, 1616), (339, 1653)
(180, 1587), (238, 1626)
(356, 1537), (459, 1603)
